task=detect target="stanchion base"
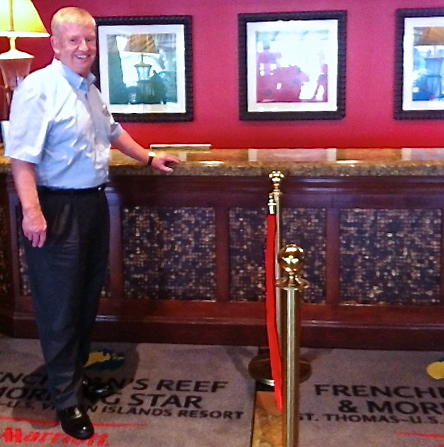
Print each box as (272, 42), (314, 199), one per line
(248, 352), (312, 386)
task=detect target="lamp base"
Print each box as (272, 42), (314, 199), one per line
(0, 86), (12, 120)
(0, 49), (33, 91)
(0, 49), (34, 118)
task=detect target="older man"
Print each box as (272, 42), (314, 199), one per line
(6, 6), (178, 440)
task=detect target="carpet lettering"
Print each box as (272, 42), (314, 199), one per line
(0, 373), (244, 418)
(0, 428), (109, 445)
(299, 383), (444, 425)
(98, 378), (243, 419)
(0, 372), (247, 445)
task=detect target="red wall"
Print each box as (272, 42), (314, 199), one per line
(7, 0), (444, 149)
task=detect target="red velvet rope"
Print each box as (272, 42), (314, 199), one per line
(265, 213), (282, 411)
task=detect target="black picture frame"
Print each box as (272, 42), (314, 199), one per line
(238, 11), (346, 121)
(395, 8), (444, 120)
(93, 15), (193, 122)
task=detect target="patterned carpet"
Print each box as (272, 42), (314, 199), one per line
(0, 337), (256, 447)
(3, 334), (443, 447)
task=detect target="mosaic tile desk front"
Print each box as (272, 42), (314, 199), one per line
(2, 147), (444, 306)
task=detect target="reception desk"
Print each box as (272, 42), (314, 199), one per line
(2, 147), (444, 350)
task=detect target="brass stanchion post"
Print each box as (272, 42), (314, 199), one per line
(248, 171), (283, 387)
(249, 171), (312, 387)
(270, 170), (284, 340)
(278, 244), (308, 447)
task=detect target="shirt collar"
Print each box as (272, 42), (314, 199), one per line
(51, 58), (96, 94)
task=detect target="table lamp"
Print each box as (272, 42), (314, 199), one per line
(0, 0), (49, 117)
(124, 34), (159, 103)
(124, 34), (158, 80)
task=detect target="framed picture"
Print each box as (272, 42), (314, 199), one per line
(395, 9), (444, 120)
(93, 16), (193, 122)
(238, 11), (346, 121)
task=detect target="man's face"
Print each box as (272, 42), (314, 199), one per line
(51, 22), (97, 77)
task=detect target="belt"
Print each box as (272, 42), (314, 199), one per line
(38, 184), (106, 195)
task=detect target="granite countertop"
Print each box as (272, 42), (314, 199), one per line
(109, 147), (444, 177)
(3, 146), (444, 177)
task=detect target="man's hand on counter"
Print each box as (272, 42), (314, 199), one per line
(151, 153), (180, 174)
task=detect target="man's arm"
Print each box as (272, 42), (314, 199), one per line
(11, 159), (47, 248)
(111, 130), (178, 173)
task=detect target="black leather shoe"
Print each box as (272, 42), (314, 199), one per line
(57, 406), (94, 440)
(82, 377), (114, 401)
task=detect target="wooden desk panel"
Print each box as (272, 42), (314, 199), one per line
(1, 149), (444, 349)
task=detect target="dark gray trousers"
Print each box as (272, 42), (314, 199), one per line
(23, 187), (110, 411)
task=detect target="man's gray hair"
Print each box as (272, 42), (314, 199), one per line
(51, 7), (95, 37)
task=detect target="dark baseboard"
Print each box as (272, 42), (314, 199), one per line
(2, 309), (444, 351)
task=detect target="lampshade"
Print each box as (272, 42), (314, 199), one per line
(124, 34), (158, 54)
(415, 27), (444, 46)
(0, 0), (48, 38)
(0, 0), (49, 119)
